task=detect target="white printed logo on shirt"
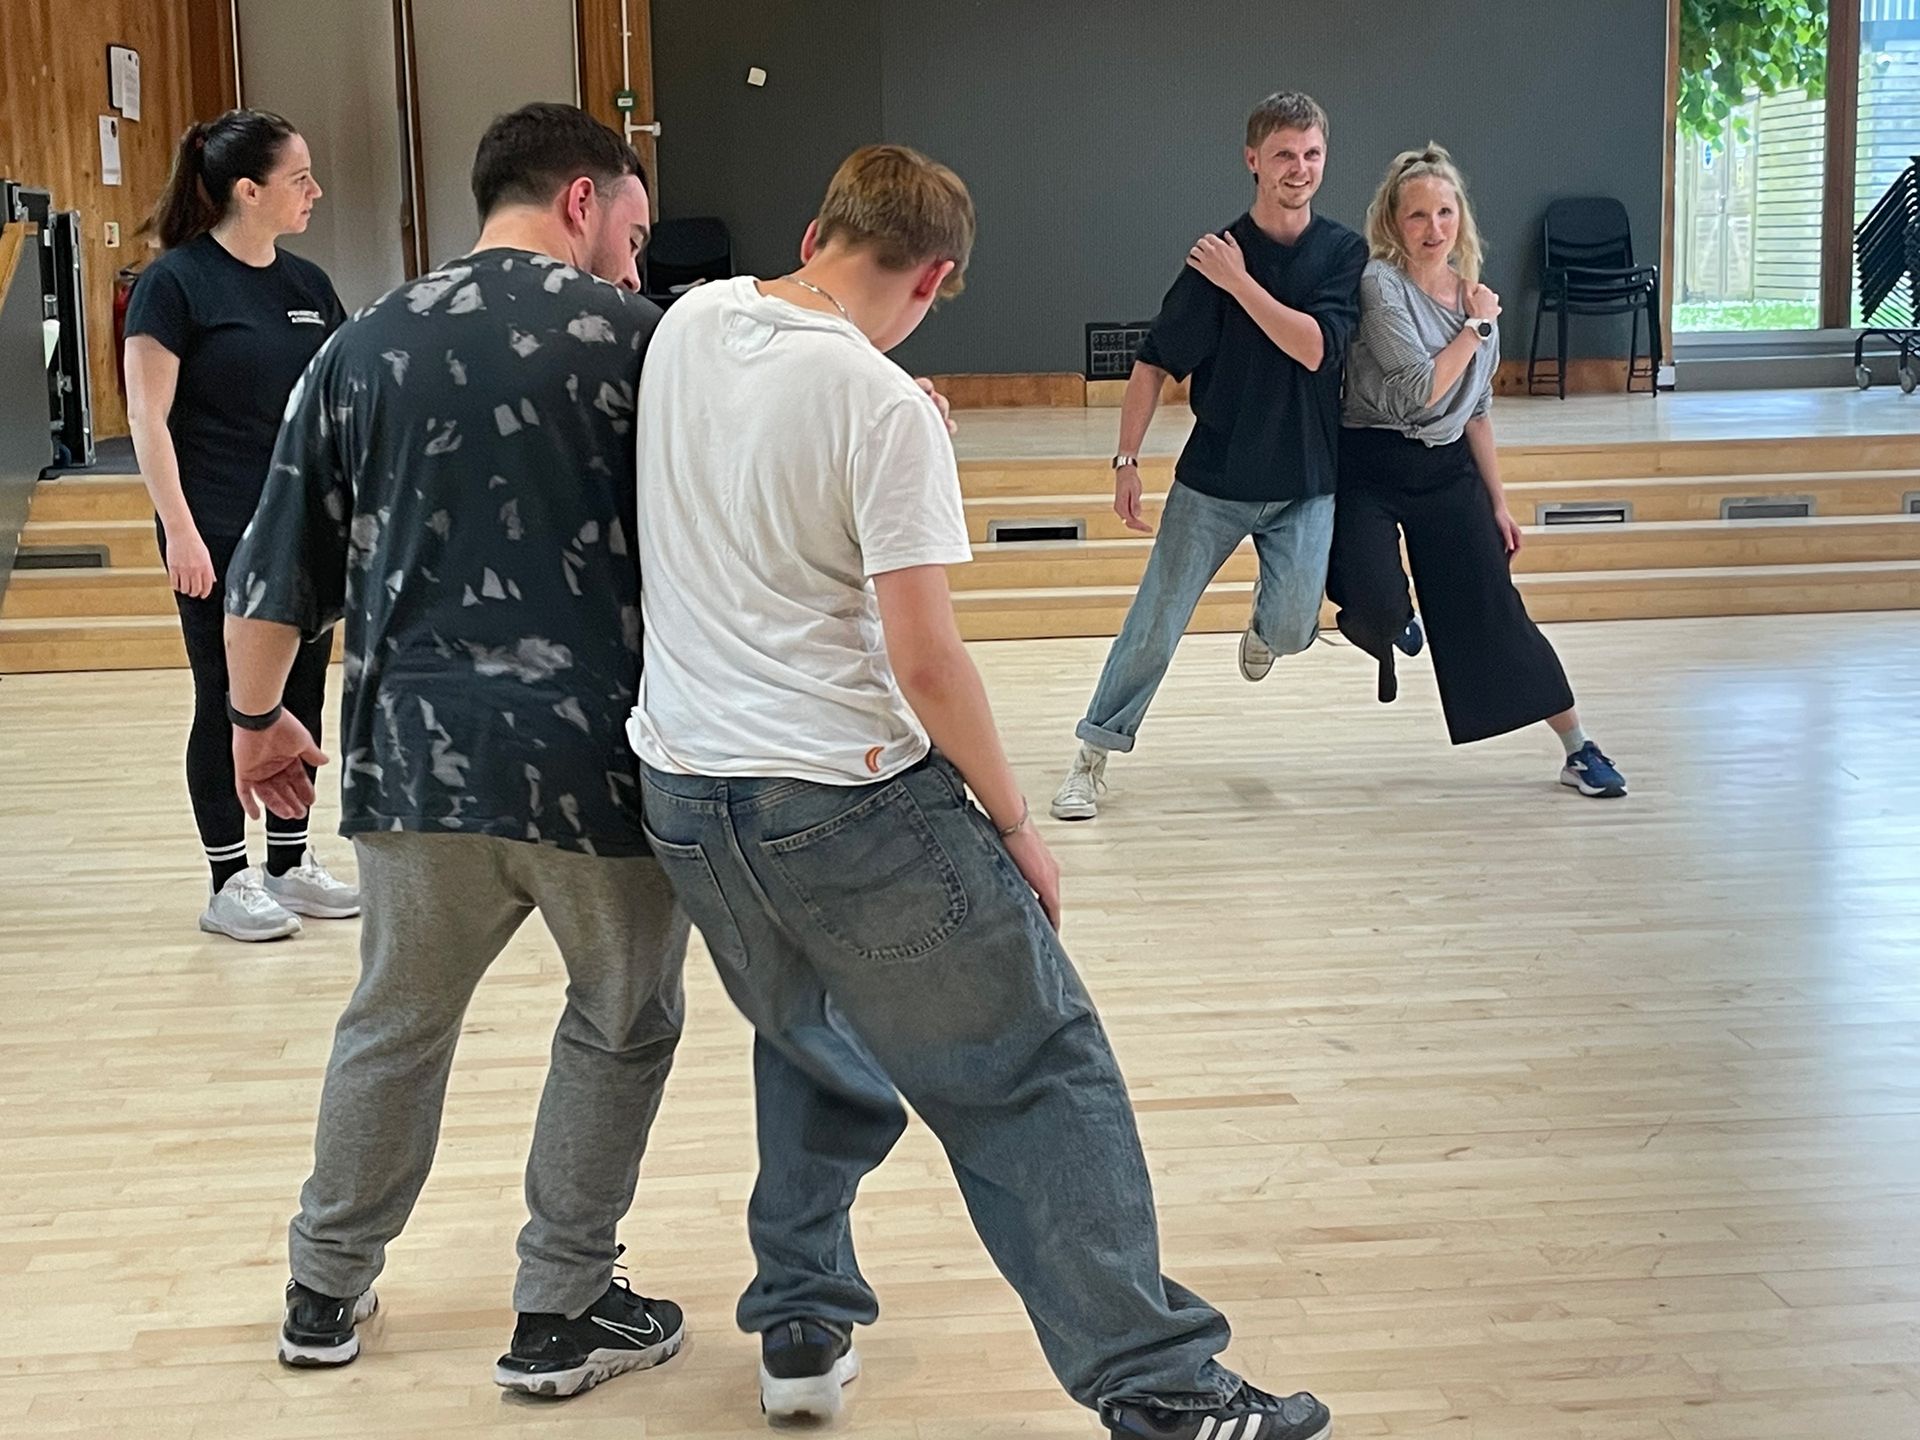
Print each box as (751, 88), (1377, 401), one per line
(287, 309), (326, 326)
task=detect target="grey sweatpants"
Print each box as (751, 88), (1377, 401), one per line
(288, 831), (689, 1316)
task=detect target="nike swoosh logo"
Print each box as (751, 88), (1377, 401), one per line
(591, 1313), (663, 1345)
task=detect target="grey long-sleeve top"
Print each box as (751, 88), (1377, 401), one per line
(1341, 259), (1497, 447)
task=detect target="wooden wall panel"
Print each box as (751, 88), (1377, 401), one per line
(0, 2), (69, 241)
(931, 373), (1086, 409)
(0, 0), (207, 439)
(187, 0), (241, 118)
(577, 0), (658, 193)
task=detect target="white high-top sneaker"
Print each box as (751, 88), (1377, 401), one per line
(200, 867), (303, 941)
(1049, 744), (1109, 821)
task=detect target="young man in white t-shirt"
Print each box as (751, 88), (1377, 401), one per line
(629, 146), (1329, 1440)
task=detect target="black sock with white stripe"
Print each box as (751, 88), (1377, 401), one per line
(266, 829), (308, 878)
(207, 840), (249, 893)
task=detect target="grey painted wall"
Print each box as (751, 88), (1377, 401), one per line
(652, 0), (1667, 374)
(240, 0), (578, 300)
(238, 0), (409, 311)
(412, 0), (580, 265)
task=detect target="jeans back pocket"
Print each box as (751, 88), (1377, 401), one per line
(641, 825), (753, 973)
(759, 782), (968, 964)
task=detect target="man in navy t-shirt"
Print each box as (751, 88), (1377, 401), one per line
(1050, 91), (1367, 823)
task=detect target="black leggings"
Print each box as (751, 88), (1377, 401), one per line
(1327, 426), (1574, 745)
(164, 524), (332, 863)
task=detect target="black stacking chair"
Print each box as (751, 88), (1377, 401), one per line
(1528, 197), (1661, 398)
(642, 217), (733, 308)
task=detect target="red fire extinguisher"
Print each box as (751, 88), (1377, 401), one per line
(112, 265), (139, 402)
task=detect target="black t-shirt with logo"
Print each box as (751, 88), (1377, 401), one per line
(125, 233), (346, 536)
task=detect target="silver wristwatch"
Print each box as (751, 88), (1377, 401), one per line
(1112, 454), (1139, 470)
(1463, 317), (1494, 340)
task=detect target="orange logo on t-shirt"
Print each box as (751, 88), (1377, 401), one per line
(864, 746), (884, 774)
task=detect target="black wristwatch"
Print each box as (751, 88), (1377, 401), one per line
(226, 695), (285, 731)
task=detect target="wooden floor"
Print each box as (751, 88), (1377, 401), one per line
(3, 612), (1920, 1439)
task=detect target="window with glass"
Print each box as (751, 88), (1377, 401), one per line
(1856, 1), (1920, 325)
(1674, 1), (1834, 333)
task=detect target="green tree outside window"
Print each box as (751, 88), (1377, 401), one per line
(1678, 0), (1830, 146)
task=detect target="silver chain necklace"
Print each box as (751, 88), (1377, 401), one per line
(782, 275), (853, 325)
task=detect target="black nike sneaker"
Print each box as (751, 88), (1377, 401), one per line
(759, 1317), (860, 1423)
(494, 1278), (686, 1398)
(1104, 1382), (1332, 1440)
(277, 1279), (379, 1367)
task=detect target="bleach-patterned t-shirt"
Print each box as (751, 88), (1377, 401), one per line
(228, 248), (661, 855)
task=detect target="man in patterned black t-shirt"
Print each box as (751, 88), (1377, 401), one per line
(223, 104), (689, 1398)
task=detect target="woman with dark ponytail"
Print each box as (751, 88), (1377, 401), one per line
(124, 109), (360, 941)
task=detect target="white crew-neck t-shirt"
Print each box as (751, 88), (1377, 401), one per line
(626, 277), (973, 785)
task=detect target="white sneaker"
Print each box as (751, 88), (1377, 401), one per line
(264, 847), (362, 919)
(1238, 624), (1276, 682)
(1049, 745), (1108, 821)
(759, 1320), (860, 1424)
(201, 868), (303, 942)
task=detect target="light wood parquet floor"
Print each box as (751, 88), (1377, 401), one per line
(2, 612), (1918, 1439)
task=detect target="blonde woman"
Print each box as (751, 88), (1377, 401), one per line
(1328, 145), (1626, 797)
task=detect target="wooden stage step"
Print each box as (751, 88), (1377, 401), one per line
(1, 566), (176, 618)
(25, 554), (1909, 664)
(1511, 470), (1920, 523)
(957, 431), (1920, 497)
(15, 517), (161, 568)
(952, 561), (1920, 641)
(0, 616), (189, 673)
(24, 473), (149, 522)
(10, 430), (1920, 668)
(0, 614), (345, 673)
(954, 515), (1920, 591)
(1517, 560), (1920, 622)
(965, 470), (1920, 542)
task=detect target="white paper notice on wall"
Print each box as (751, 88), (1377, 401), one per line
(99, 116), (123, 186)
(109, 45), (142, 122)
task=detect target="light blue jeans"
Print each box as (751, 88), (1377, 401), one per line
(639, 754), (1239, 1413)
(1077, 482), (1335, 752)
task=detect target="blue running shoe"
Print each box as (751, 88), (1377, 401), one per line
(1560, 741), (1627, 798)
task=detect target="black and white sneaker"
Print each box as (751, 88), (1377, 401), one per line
(760, 1318), (860, 1424)
(494, 1279), (685, 1398)
(1104, 1382), (1332, 1440)
(277, 1279), (379, 1367)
